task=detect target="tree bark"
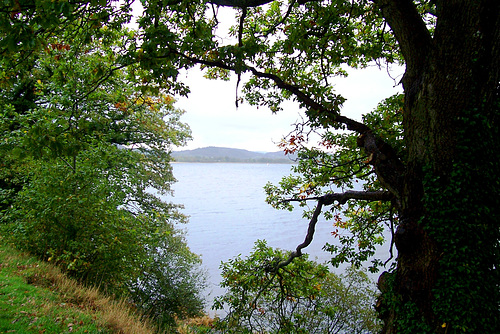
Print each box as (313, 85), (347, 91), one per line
(208, 0), (274, 7)
(373, 0), (500, 332)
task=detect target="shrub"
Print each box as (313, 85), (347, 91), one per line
(213, 240), (381, 333)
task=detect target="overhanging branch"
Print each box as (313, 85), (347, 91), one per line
(171, 50), (374, 135)
(269, 190), (392, 272)
(246, 65), (371, 134)
(209, 0), (274, 7)
(168, 50), (405, 199)
(283, 190), (393, 205)
(269, 199), (324, 271)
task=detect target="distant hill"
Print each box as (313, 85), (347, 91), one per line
(171, 146), (297, 163)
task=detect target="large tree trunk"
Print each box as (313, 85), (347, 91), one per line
(376, 1), (500, 332)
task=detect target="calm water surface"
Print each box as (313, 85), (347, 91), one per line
(166, 163), (389, 309)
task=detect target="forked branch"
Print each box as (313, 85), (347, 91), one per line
(268, 189), (393, 272)
(268, 199), (324, 271)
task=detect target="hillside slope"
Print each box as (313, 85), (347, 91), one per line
(0, 242), (156, 334)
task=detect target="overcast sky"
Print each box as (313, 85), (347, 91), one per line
(174, 64), (403, 152)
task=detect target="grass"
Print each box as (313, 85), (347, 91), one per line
(176, 316), (215, 334)
(0, 242), (157, 334)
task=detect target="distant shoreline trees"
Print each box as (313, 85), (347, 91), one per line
(172, 146), (297, 163)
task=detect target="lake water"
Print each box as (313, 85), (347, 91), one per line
(165, 163), (390, 310)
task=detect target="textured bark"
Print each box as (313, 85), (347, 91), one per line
(208, 0), (274, 7)
(373, 0), (500, 332)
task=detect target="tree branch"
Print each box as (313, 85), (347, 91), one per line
(372, 0), (431, 64)
(268, 199), (324, 271)
(283, 190), (393, 205)
(171, 49), (372, 135)
(371, 0), (432, 90)
(245, 67), (405, 197)
(209, 0), (274, 7)
(268, 190), (392, 272)
(246, 65), (371, 134)
(168, 50), (405, 200)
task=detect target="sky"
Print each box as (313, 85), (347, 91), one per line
(174, 64), (403, 152)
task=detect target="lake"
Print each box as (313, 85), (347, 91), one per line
(165, 163), (390, 310)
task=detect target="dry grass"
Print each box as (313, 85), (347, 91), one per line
(32, 263), (157, 334)
(176, 315), (216, 334)
(1, 243), (158, 334)
(1, 239), (217, 334)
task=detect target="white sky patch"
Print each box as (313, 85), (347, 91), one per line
(175, 64), (403, 152)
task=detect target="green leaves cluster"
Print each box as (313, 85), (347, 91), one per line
(234, 0), (399, 121)
(213, 240), (381, 333)
(0, 6), (205, 330)
(417, 104), (500, 333)
(265, 94), (404, 272)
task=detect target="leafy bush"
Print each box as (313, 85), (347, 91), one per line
(213, 240), (381, 333)
(0, 22), (205, 329)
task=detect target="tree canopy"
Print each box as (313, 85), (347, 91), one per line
(0, 3), (206, 330)
(1, 1), (498, 333)
(214, 240), (381, 333)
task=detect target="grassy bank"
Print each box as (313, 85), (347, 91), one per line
(0, 242), (157, 334)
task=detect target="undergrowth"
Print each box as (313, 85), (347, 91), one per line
(0, 240), (157, 333)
